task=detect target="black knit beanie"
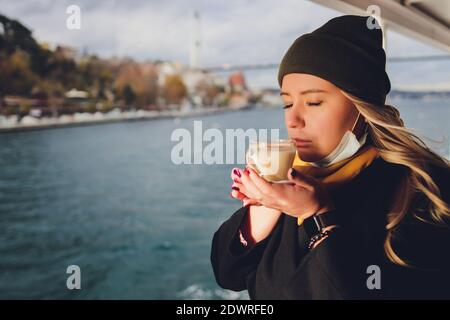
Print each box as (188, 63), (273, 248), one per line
(277, 15), (391, 106)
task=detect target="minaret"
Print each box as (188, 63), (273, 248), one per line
(189, 10), (201, 69)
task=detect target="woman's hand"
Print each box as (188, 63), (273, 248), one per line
(230, 167), (261, 207)
(230, 167), (283, 245)
(232, 166), (335, 221)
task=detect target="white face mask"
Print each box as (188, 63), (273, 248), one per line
(309, 112), (368, 168)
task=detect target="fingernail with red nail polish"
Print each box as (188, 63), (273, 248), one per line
(233, 169), (241, 178)
(291, 168), (298, 178)
(232, 186), (239, 191)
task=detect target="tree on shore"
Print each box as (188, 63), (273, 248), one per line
(163, 75), (187, 105)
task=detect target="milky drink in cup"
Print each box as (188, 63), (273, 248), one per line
(245, 139), (297, 183)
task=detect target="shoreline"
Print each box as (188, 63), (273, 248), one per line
(0, 105), (256, 134)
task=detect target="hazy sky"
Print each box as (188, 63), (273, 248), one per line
(1, 0), (449, 89)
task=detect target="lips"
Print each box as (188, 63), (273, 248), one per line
(292, 137), (312, 147)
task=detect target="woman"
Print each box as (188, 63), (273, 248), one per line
(210, 15), (450, 299)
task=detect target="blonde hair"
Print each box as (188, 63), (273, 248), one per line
(340, 90), (450, 267)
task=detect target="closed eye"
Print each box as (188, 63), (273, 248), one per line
(306, 101), (322, 106)
(284, 101), (322, 109)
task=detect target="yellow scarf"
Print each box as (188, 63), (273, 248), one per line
(292, 143), (380, 225)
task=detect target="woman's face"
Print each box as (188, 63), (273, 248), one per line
(281, 73), (363, 162)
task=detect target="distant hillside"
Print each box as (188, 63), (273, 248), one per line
(0, 13), (93, 99)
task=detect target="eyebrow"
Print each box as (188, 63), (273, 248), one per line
(279, 89), (327, 96)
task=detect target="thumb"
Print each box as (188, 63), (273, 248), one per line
(288, 168), (316, 191)
(243, 197), (261, 207)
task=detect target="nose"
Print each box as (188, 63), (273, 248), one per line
(285, 106), (305, 129)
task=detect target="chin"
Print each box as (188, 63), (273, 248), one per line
(297, 149), (322, 162)
(300, 155), (317, 162)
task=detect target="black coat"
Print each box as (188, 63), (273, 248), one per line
(210, 157), (450, 299)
